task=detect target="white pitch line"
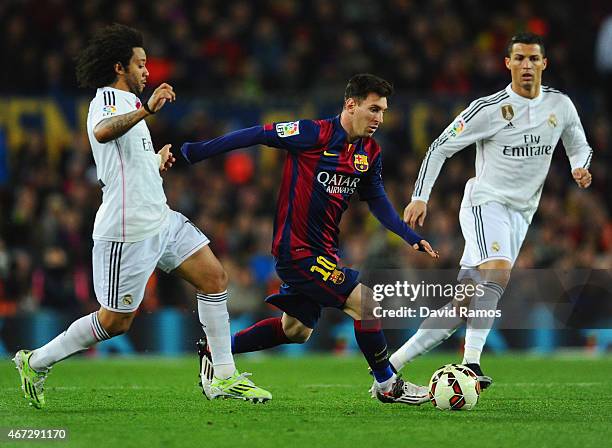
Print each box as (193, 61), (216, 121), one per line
(1, 385), (169, 391)
(492, 382), (603, 387)
(301, 382), (604, 389)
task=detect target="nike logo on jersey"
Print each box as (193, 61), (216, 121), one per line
(323, 150), (338, 157)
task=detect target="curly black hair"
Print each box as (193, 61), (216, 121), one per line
(76, 23), (144, 89)
(344, 74), (393, 102)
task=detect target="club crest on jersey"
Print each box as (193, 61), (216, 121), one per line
(276, 121), (300, 138)
(330, 269), (345, 285)
(548, 114), (558, 128)
(102, 105), (117, 115)
(491, 242), (500, 252)
(353, 154), (369, 172)
(122, 294), (133, 305)
(448, 118), (465, 138)
(501, 104), (514, 121)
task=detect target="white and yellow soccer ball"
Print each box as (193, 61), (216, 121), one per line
(428, 364), (481, 410)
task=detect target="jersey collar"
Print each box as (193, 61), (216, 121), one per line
(505, 84), (543, 106)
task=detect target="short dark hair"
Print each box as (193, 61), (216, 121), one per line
(344, 74), (393, 102)
(76, 23), (144, 89)
(506, 32), (546, 57)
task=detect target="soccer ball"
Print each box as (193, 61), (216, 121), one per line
(428, 364), (481, 410)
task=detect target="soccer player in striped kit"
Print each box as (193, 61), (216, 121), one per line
(391, 32), (593, 391)
(183, 74), (439, 404)
(13, 24), (270, 408)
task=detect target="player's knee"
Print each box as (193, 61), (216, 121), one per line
(479, 260), (511, 288)
(197, 267), (229, 293)
(286, 328), (311, 343)
(283, 323), (312, 343)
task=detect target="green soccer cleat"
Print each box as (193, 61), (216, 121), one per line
(205, 371), (272, 403)
(13, 350), (49, 409)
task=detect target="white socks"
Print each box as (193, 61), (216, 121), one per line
(29, 311), (110, 371)
(389, 302), (463, 371)
(462, 282), (504, 365)
(197, 291), (235, 379)
(376, 373), (397, 393)
(390, 280), (505, 370)
(27, 292), (239, 379)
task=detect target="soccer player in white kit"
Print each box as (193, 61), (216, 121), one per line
(13, 24), (270, 408)
(389, 32), (593, 394)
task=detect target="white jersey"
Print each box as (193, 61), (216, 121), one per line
(87, 87), (169, 242)
(412, 84), (593, 222)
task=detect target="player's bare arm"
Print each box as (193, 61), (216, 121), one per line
(404, 200), (427, 228)
(93, 83), (176, 143)
(572, 168), (592, 188)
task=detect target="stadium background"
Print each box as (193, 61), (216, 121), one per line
(0, 0), (611, 357)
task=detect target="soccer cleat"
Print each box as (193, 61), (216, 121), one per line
(367, 365), (398, 398)
(13, 350), (49, 409)
(197, 337), (272, 403)
(206, 371), (272, 403)
(375, 375), (429, 405)
(464, 363), (493, 390)
(369, 380), (377, 398)
(197, 337), (214, 391)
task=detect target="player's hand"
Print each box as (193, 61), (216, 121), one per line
(404, 200), (427, 228)
(572, 168), (592, 189)
(147, 83), (176, 113)
(412, 240), (439, 259)
(158, 144), (175, 172)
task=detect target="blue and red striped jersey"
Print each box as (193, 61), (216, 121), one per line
(181, 115), (424, 262)
(261, 116), (385, 262)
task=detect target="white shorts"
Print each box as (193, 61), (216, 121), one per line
(458, 202), (529, 269)
(92, 210), (209, 312)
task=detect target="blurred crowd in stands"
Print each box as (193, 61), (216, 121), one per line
(1, 0), (610, 97)
(0, 0), (610, 319)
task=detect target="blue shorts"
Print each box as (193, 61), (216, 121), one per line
(265, 255), (360, 329)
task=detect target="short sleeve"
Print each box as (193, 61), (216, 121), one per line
(89, 90), (133, 128)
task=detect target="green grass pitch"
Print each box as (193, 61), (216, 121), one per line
(1, 353), (611, 447)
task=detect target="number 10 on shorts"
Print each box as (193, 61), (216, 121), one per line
(309, 256), (337, 281)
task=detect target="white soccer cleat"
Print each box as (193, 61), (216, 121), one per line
(375, 375), (429, 405)
(196, 337), (214, 397)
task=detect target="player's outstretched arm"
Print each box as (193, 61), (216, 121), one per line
(181, 119), (321, 164)
(181, 126), (267, 164)
(572, 168), (592, 188)
(403, 200), (427, 228)
(411, 97), (495, 206)
(366, 195), (439, 259)
(94, 83), (176, 143)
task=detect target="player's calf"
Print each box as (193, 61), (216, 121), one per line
(97, 308), (136, 337)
